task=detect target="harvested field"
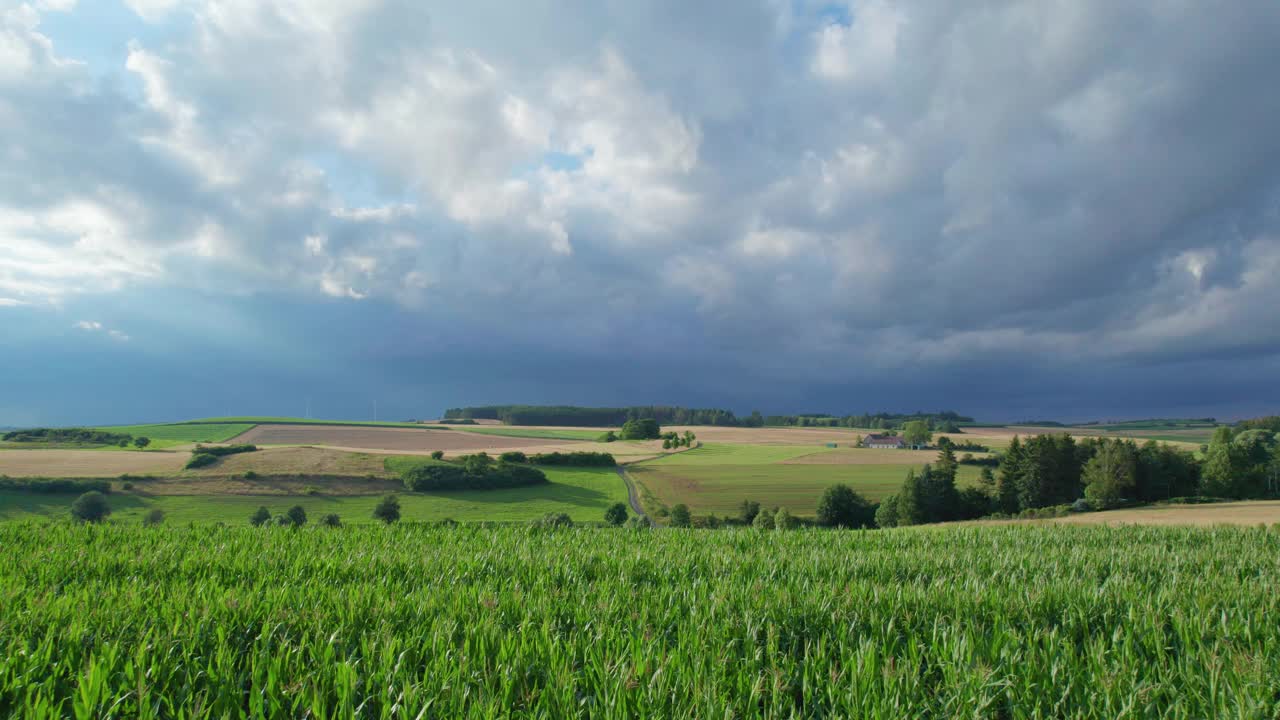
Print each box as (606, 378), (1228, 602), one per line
(228, 424), (577, 453)
(1030, 501), (1280, 527)
(188, 446), (392, 477)
(781, 447), (968, 465)
(662, 425), (862, 445)
(0, 449), (188, 477)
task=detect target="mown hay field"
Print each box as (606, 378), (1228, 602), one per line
(1, 523), (1277, 717)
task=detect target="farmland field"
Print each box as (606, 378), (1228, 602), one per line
(0, 448), (189, 477)
(93, 422), (256, 447)
(1, 523), (1277, 717)
(0, 467), (627, 524)
(456, 426), (613, 441)
(631, 462), (982, 516)
(229, 424), (577, 453)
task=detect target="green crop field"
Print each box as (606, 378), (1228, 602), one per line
(92, 422), (257, 448)
(456, 427), (612, 441)
(0, 467), (627, 525)
(185, 417), (438, 429)
(1, 523), (1277, 717)
(631, 462), (982, 517)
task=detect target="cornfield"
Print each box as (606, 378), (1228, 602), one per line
(1, 523), (1277, 718)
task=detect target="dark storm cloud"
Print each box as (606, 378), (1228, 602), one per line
(2, 0), (1280, 424)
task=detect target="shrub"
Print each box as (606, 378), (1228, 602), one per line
(738, 500), (760, 524)
(274, 515), (293, 527)
(193, 444), (259, 458)
(816, 485), (875, 528)
(321, 513), (342, 527)
(669, 504), (692, 527)
(373, 495), (401, 524)
(662, 438), (672, 449)
(121, 482), (134, 491)
(249, 507), (272, 526)
(0, 477), (111, 494)
(244, 471), (260, 480)
(133, 437), (151, 449)
(71, 491), (110, 523)
(499, 451), (528, 464)
(774, 508), (798, 530)
(604, 502), (628, 526)
(597, 431), (617, 443)
(143, 509), (165, 526)
(286, 505), (308, 527)
(430, 450), (445, 460)
(534, 512), (573, 528)
(185, 453), (219, 469)
(753, 508), (775, 530)
(1071, 499), (1093, 513)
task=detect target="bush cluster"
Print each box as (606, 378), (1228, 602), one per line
(186, 444), (258, 469)
(3, 428), (133, 445)
(403, 463), (548, 492)
(528, 451), (617, 467)
(0, 477), (111, 494)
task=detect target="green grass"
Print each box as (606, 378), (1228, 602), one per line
(456, 427), (612, 441)
(645, 443), (833, 465)
(184, 416), (437, 429)
(2, 523), (1278, 717)
(631, 463), (983, 517)
(0, 467), (628, 525)
(92, 423), (256, 449)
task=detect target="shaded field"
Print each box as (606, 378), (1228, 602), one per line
(630, 463), (983, 517)
(229, 424), (574, 453)
(781, 447), (971, 465)
(660, 425), (863, 445)
(3, 524), (1277, 717)
(0, 468), (629, 524)
(0, 449), (188, 477)
(457, 427), (612, 442)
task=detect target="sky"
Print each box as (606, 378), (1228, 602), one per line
(2, 0), (1280, 426)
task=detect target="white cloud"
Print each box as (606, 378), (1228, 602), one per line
(73, 320), (100, 330)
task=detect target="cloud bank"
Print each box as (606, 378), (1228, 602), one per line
(3, 0), (1280, 423)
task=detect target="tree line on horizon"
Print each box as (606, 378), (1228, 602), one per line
(443, 405), (974, 430)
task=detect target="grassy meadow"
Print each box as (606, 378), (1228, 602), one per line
(0, 467), (628, 525)
(2, 522), (1277, 717)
